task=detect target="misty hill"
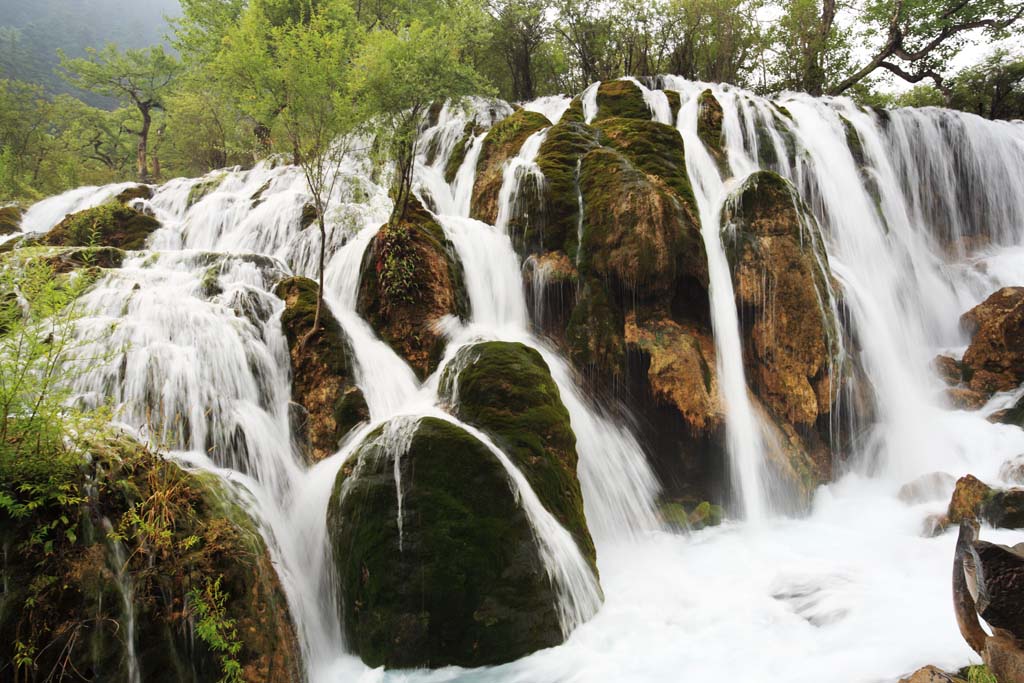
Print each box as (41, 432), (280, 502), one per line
(0, 0), (181, 107)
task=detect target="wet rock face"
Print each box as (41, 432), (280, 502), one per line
(328, 417), (565, 669)
(44, 203), (161, 250)
(696, 89), (725, 168)
(274, 276), (367, 463)
(593, 79), (651, 122)
(947, 474), (1024, 528)
(524, 250), (578, 343)
(0, 205), (23, 235)
(357, 200), (468, 379)
(723, 171), (844, 432)
(959, 287), (1024, 400)
(470, 108), (551, 225)
(0, 438), (303, 682)
(440, 341), (597, 570)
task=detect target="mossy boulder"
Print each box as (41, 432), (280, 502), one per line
(566, 276), (625, 384)
(0, 205), (22, 235)
(356, 200), (469, 379)
(595, 117), (697, 210)
(524, 250), (578, 341)
(722, 171), (844, 431)
(948, 474), (1024, 528)
(533, 118), (600, 256)
(444, 121), (478, 184)
(275, 276), (368, 463)
(44, 203), (161, 250)
(0, 436), (303, 682)
(470, 109), (551, 224)
(439, 341), (597, 570)
(578, 144), (704, 300)
(697, 89), (725, 168)
(328, 416), (565, 669)
(114, 184), (154, 205)
(959, 287), (1024, 402)
(593, 79), (650, 122)
(187, 173), (227, 208)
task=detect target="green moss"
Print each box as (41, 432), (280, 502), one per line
(443, 122), (476, 184)
(697, 89), (725, 166)
(578, 146), (705, 298)
(561, 96), (585, 124)
(534, 119), (600, 256)
(567, 277), (625, 383)
(687, 501), (724, 530)
(665, 90), (681, 121)
(187, 173), (227, 208)
(0, 205), (23, 235)
(595, 117), (696, 211)
(659, 502), (690, 530)
(594, 80), (650, 122)
(43, 203), (160, 250)
(275, 276), (368, 460)
(440, 341), (597, 570)
(199, 265), (223, 298)
(114, 185), (154, 204)
(476, 109), (550, 176)
(328, 417), (564, 669)
(300, 203), (318, 230)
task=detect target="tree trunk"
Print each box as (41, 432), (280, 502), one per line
(312, 209), (327, 334)
(137, 107), (152, 182)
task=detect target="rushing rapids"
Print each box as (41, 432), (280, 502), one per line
(6, 78), (1024, 681)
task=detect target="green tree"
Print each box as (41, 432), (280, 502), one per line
(947, 48), (1024, 119)
(351, 21), (489, 222)
(663, 0), (764, 85)
(59, 44), (181, 182)
(831, 0), (1024, 95)
(770, 0), (852, 95)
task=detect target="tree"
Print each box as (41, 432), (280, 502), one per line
(59, 45), (181, 182)
(770, 0), (852, 95)
(488, 0), (550, 101)
(172, 0), (247, 65)
(663, 0), (764, 85)
(947, 48), (1024, 119)
(350, 21), (490, 222)
(273, 4), (362, 333)
(830, 0), (1024, 95)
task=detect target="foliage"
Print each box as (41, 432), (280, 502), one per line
(190, 576), (244, 683)
(59, 44), (182, 180)
(350, 20), (490, 220)
(377, 222), (420, 307)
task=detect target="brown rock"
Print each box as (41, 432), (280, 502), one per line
(934, 354), (963, 385)
(275, 277), (367, 463)
(624, 311), (722, 432)
(524, 250), (578, 343)
(960, 287), (1024, 400)
(357, 200), (468, 379)
(723, 171), (844, 431)
(947, 386), (990, 410)
(898, 665), (963, 683)
(899, 472), (957, 504)
(1001, 455), (1024, 484)
(948, 475), (994, 524)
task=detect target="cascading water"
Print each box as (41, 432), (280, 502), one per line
(15, 76), (1024, 682)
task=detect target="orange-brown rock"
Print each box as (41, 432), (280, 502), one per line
(948, 474), (994, 523)
(624, 311), (722, 432)
(934, 354), (963, 384)
(524, 250), (578, 343)
(470, 108), (551, 224)
(357, 200), (468, 379)
(960, 287), (1024, 399)
(723, 170), (844, 430)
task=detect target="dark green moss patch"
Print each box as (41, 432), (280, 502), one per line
(697, 89), (725, 168)
(595, 117), (696, 211)
(0, 205), (23, 235)
(44, 203), (160, 250)
(329, 417), (565, 669)
(471, 109), (551, 224)
(440, 341), (597, 570)
(275, 276), (367, 462)
(114, 185), (154, 204)
(594, 80), (650, 122)
(533, 119), (600, 256)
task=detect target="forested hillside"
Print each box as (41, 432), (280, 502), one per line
(0, 0), (181, 107)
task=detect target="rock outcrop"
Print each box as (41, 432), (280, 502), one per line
(470, 108), (551, 225)
(357, 199), (468, 379)
(328, 416), (566, 669)
(440, 341), (597, 569)
(0, 436), (302, 682)
(0, 205), (22, 235)
(951, 287), (1024, 405)
(947, 474), (1024, 529)
(275, 276), (367, 463)
(43, 202), (161, 250)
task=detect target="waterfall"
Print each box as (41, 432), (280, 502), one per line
(666, 78), (769, 521)
(19, 79), (1024, 682)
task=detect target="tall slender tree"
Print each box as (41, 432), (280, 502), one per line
(58, 45), (180, 182)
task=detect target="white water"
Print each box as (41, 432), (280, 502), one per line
(666, 78), (769, 522)
(19, 80), (1024, 683)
